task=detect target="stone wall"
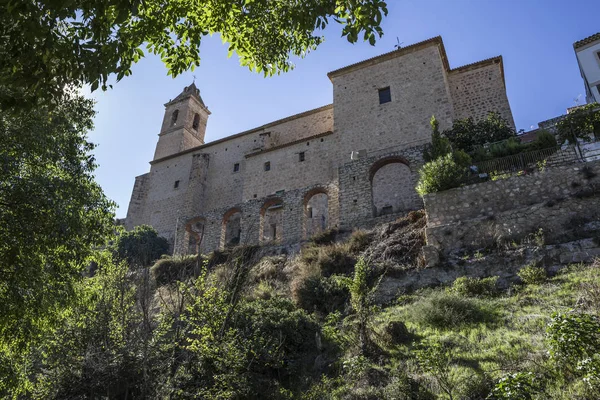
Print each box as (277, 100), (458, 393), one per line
(448, 58), (515, 129)
(425, 161), (600, 253)
(330, 43), (455, 164)
(124, 173), (150, 230)
(338, 146), (425, 229)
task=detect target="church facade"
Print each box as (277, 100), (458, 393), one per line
(124, 36), (515, 254)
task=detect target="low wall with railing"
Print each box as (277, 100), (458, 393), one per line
(474, 145), (579, 175)
(424, 160), (600, 253)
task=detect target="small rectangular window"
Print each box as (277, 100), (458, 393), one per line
(174, 180), (180, 189)
(264, 161), (271, 171)
(378, 87), (391, 104)
(299, 152), (305, 162)
(233, 163), (240, 172)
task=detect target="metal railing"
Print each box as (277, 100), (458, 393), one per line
(474, 145), (580, 175)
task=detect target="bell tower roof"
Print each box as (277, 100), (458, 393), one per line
(166, 82), (207, 109)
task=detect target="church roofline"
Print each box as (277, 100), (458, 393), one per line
(327, 35), (506, 87)
(150, 104), (333, 164)
(449, 55), (506, 88)
(327, 36), (449, 80)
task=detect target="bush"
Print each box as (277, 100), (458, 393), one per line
(112, 225), (169, 267)
(299, 244), (356, 276)
(347, 230), (372, 254)
(233, 298), (321, 381)
(151, 254), (199, 286)
(416, 153), (468, 196)
(291, 274), (349, 314)
(309, 229), (338, 246)
(489, 372), (540, 400)
(450, 276), (499, 297)
(517, 263), (547, 285)
(409, 292), (493, 329)
(547, 312), (600, 370)
(380, 320), (412, 346)
(443, 112), (516, 152)
(530, 129), (557, 150)
(489, 137), (523, 158)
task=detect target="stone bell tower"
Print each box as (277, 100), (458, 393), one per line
(153, 82), (211, 161)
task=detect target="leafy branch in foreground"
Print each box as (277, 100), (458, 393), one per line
(1, 0), (388, 108)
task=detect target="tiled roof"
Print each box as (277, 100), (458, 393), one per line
(574, 33), (600, 49)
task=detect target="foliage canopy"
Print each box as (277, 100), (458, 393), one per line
(0, 91), (115, 352)
(1, 0), (388, 108)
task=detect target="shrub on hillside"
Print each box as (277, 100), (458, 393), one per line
(299, 244), (356, 276)
(309, 228), (339, 246)
(291, 274), (349, 314)
(409, 292), (493, 329)
(416, 153), (468, 196)
(450, 276), (499, 297)
(233, 298), (322, 386)
(151, 254), (199, 286)
(112, 225), (169, 267)
(347, 230), (372, 254)
(517, 263), (547, 285)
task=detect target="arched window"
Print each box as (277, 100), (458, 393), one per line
(170, 109), (179, 126)
(192, 113), (200, 131)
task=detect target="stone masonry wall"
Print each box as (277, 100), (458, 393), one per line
(338, 145), (425, 230)
(331, 44), (455, 164)
(242, 132), (337, 201)
(425, 161), (600, 253)
(448, 60), (515, 129)
(124, 173), (150, 230)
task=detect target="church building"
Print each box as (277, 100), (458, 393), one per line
(124, 36), (514, 254)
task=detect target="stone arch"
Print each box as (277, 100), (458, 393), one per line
(184, 216), (206, 254)
(369, 156), (413, 217)
(170, 109), (179, 126)
(192, 113), (200, 131)
(221, 207), (242, 249)
(303, 188), (329, 239)
(259, 197), (284, 243)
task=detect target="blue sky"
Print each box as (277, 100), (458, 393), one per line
(88, 0), (600, 217)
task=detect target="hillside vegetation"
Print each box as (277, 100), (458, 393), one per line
(6, 217), (600, 399)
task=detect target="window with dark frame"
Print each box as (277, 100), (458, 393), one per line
(378, 87), (391, 104)
(264, 161), (271, 171)
(233, 163), (240, 172)
(174, 180), (180, 189)
(299, 152), (305, 162)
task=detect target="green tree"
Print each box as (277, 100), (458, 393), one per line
(0, 90), (114, 390)
(423, 115), (452, 162)
(30, 251), (145, 399)
(416, 153), (469, 196)
(556, 103), (600, 144)
(112, 224), (169, 267)
(347, 257), (377, 355)
(1, 0), (388, 108)
(443, 112), (516, 152)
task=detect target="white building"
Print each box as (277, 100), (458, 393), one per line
(575, 33), (600, 104)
